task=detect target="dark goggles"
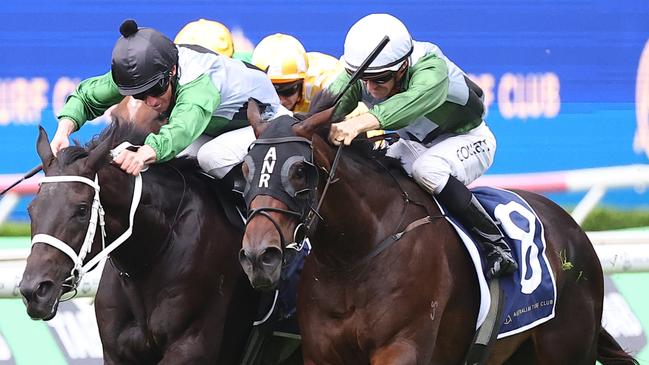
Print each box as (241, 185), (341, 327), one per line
(274, 80), (303, 97)
(346, 67), (398, 85)
(133, 73), (170, 100)
(360, 70), (397, 84)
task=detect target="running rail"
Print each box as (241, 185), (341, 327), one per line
(1, 232), (649, 298)
(3, 164), (649, 225)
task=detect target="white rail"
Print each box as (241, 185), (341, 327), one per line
(0, 231), (647, 298)
(471, 164), (649, 224)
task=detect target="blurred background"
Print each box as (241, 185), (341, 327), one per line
(0, 0), (648, 364)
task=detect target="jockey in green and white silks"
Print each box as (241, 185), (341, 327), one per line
(52, 19), (287, 179)
(327, 13), (518, 279)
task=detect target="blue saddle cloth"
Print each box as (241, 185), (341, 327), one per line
(442, 187), (557, 338)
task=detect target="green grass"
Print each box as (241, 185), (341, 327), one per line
(580, 207), (649, 231)
(0, 222), (30, 236)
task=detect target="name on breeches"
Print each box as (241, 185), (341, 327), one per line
(259, 147), (277, 188)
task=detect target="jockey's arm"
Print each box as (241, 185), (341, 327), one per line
(52, 72), (124, 154)
(370, 55), (449, 131)
(325, 72), (364, 119)
(144, 74), (220, 162)
(58, 72), (124, 130)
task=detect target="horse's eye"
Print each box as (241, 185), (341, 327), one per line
(76, 204), (89, 219)
(295, 166), (306, 179)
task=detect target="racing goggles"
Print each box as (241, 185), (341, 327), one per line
(274, 80), (303, 97)
(360, 70), (397, 84)
(133, 73), (170, 100)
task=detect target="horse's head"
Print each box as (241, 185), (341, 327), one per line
(239, 100), (334, 290)
(20, 125), (117, 320)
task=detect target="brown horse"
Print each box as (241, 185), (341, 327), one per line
(20, 120), (258, 364)
(238, 102), (638, 365)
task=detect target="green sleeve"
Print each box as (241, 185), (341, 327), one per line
(326, 72), (363, 119)
(369, 54), (449, 130)
(57, 72), (124, 130)
(145, 74), (220, 162)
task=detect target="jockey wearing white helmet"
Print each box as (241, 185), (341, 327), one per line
(328, 13), (517, 279)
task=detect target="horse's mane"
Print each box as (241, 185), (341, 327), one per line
(306, 90), (406, 176)
(56, 120), (202, 178)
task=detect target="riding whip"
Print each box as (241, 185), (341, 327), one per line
(0, 164), (42, 196)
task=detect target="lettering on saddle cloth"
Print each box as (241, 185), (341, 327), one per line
(442, 187), (557, 338)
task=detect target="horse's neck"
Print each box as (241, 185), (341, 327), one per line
(97, 167), (177, 274)
(312, 144), (423, 267)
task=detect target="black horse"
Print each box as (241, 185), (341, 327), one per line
(20, 121), (258, 364)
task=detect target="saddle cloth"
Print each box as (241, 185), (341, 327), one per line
(438, 187), (558, 338)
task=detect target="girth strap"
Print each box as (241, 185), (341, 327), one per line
(341, 215), (433, 271)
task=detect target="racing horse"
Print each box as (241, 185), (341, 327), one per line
(239, 100), (638, 364)
(20, 118), (258, 364)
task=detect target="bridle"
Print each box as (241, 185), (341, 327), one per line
(31, 143), (143, 298)
(244, 136), (342, 258)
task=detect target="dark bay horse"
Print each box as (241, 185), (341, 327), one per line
(239, 102), (638, 364)
(20, 120), (258, 364)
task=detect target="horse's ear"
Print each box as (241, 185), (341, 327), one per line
(84, 125), (116, 174)
(36, 126), (55, 172)
(247, 98), (269, 138)
(294, 107), (335, 139)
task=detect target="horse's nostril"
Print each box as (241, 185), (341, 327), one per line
(260, 247), (282, 267)
(35, 281), (54, 300)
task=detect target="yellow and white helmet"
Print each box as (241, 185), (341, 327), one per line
(252, 33), (308, 83)
(174, 19), (234, 57)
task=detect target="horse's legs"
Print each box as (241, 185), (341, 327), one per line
(156, 338), (211, 365)
(96, 265), (153, 364)
(370, 340), (418, 365)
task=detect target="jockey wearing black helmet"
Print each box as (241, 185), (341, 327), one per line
(328, 14), (517, 279)
(111, 20), (178, 99)
(52, 19), (286, 178)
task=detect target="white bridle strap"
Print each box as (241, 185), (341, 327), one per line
(82, 173), (142, 272)
(31, 173), (142, 282)
(40, 175), (100, 190)
(31, 233), (83, 270)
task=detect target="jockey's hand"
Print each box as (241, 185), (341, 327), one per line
(50, 118), (76, 156)
(329, 113), (381, 146)
(113, 145), (157, 176)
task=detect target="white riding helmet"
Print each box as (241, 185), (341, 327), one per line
(342, 14), (413, 74)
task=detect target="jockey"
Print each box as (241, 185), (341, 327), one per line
(50, 19), (285, 182)
(251, 33), (343, 113)
(174, 18), (253, 62)
(327, 14), (518, 279)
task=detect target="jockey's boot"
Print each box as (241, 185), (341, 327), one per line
(437, 176), (518, 279)
(220, 167), (247, 213)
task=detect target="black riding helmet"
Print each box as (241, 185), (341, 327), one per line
(111, 19), (178, 96)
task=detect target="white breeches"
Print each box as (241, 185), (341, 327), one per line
(178, 126), (256, 178)
(386, 122), (496, 194)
